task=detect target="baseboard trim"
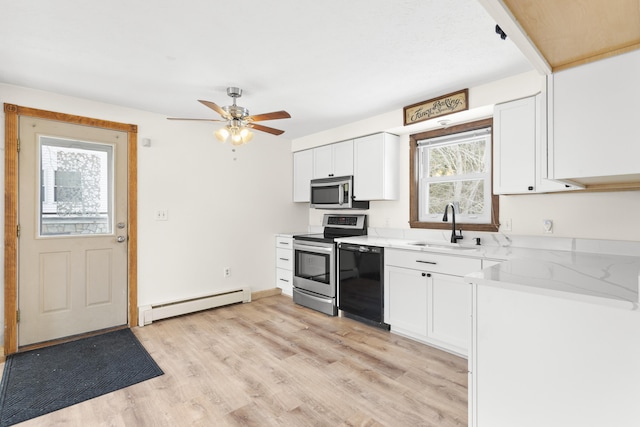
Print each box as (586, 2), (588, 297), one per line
(251, 288), (282, 301)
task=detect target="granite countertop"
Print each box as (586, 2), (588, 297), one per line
(335, 235), (640, 310)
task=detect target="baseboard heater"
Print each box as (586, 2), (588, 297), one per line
(138, 287), (251, 326)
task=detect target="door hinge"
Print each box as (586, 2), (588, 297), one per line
(17, 138), (20, 153)
(16, 310), (20, 323)
(17, 224), (20, 238)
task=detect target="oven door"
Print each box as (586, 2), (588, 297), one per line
(293, 240), (335, 297)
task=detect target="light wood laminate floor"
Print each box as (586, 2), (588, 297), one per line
(13, 295), (468, 426)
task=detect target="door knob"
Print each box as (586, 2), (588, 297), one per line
(117, 236), (127, 243)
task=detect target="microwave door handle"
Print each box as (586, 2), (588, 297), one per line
(339, 184), (345, 205)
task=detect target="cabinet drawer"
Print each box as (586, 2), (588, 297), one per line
(276, 236), (293, 250)
(385, 249), (481, 276)
(276, 268), (293, 287)
(276, 247), (293, 270)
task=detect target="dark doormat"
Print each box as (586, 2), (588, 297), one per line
(0, 328), (164, 426)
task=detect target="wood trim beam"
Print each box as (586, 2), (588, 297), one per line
(4, 104), (19, 355)
(128, 129), (138, 327)
(476, 0), (552, 75)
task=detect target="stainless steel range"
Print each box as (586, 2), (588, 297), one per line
(292, 214), (367, 316)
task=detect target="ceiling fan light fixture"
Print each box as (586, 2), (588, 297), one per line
(169, 87), (290, 142)
(240, 127), (253, 141)
(214, 127), (230, 142)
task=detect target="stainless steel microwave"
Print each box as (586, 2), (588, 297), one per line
(309, 176), (369, 209)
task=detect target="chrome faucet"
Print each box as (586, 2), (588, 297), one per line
(442, 202), (463, 244)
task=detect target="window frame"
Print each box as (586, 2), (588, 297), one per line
(409, 118), (499, 232)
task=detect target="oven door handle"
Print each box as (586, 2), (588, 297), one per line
(294, 243), (334, 253)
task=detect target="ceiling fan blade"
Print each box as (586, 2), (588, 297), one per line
(250, 123), (285, 136)
(167, 117), (225, 122)
(198, 100), (231, 119)
(245, 110), (291, 122)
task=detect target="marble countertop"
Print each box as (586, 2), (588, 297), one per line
(276, 232), (307, 238)
(335, 235), (640, 310)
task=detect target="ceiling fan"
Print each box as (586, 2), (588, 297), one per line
(167, 87), (291, 145)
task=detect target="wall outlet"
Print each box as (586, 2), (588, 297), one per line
(154, 209), (168, 221)
(543, 219), (553, 233)
(223, 267), (231, 278)
(502, 218), (512, 231)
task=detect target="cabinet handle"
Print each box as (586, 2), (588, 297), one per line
(416, 260), (437, 265)
(279, 278), (290, 283)
(279, 258), (289, 261)
(528, 186), (534, 191)
(421, 273), (432, 277)
(278, 241), (290, 245)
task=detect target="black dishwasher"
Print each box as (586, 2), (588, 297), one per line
(337, 243), (389, 330)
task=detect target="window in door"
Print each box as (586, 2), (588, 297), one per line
(39, 136), (113, 236)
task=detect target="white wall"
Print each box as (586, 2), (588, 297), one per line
(0, 83), (308, 345)
(293, 71), (640, 242)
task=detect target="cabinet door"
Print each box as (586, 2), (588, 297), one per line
(293, 150), (313, 202)
(427, 273), (470, 354)
(312, 140), (354, 179)
(332, 140), (354, 177)
(385, 265), (427, 336)
(493, 96), (537, 194)
(353, 133), (399, 200)
(312, 145), (333, 179)
(551, 50), (640, 182)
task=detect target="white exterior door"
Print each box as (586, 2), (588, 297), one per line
(18, 116), (129, 346)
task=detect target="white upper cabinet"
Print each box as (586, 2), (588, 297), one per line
(493, 95), (537, 194)
(353, 133), (400, 200)
(549, 49), (640, 186)
(295, 133), (399, 203)
(293, 149), (313, 202)
(493, 93), (578, 194)
(312, 139), (353, 179)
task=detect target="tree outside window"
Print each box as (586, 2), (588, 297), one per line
(409, 118), (499, 232)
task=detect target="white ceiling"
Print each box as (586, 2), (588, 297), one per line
(0, 0), (533, 140)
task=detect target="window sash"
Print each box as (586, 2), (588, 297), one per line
(417, 127), (492, 223)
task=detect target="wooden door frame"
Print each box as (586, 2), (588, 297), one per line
(3, 103), (138, 356)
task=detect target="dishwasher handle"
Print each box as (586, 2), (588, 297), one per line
(338, 243), (382, 254)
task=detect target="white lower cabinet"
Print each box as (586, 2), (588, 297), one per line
(427, 272), (470, 352)
(275, 235), (294, 296)
(386, 266), (428, 336)
(384, 248), (480, 356)
(469, 282), (640, 427)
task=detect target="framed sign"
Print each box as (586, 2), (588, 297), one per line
(404, 89), (468, 126)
